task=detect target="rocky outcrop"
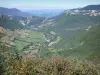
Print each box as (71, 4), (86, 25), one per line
(0, 26), (5, 33)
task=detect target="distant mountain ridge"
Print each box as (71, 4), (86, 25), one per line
(0, 7), (32, 16)
(70, 4), (100, 10)
(81, 4), (100, 10)
(25, 9), (64, 18)
(0, 7), (21, 12)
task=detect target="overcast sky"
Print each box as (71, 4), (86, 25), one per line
(0, 0), (100, 10)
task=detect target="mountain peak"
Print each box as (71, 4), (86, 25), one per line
(9, 8), (21, 12)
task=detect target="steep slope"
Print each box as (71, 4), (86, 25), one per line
(0, 15), (23, 29)
(79, 25), (100, 57)
(44, 9), (100, 49)
(59, 25), (100, 61)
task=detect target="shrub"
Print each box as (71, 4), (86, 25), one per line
(4, 55), (100, 75)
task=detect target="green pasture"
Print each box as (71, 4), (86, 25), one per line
(14, 30), (44, 51)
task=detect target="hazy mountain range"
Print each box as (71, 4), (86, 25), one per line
(0, 4), (100, 17)
(0, 7), (32, 17)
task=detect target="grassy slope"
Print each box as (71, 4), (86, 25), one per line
(79, 25), (100, 57)
(14, 30), (43, 51)
(59, 25), (100, 61)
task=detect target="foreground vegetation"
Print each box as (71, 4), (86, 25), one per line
(0, 41), (99, 75)
(0, 38), (100, 75)
(1, 55), (100, 75)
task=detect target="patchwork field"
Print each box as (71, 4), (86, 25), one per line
(13, 30), (44, 51)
